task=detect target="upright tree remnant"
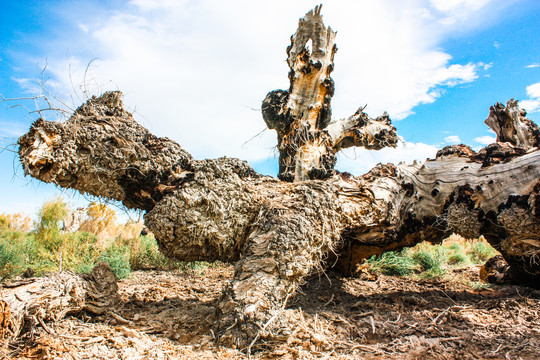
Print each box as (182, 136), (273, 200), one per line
(12, 6), (540, 350)
(262, 5), (398, 181)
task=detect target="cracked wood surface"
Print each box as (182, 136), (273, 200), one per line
(262, 6), (399, 182)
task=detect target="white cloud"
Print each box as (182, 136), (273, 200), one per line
(336, 139), (439, 176)
(480, 62), (492, 70)
(444, 135), (461, 143)
(474, 135), (496, 145)
(525, 63), (539, 68)
(430, 0), (491, 25)
(38, 0), (503, 163)
(520, 82), (540, 113)
(526, 82), (540, 98)
(430, 0), (491, 13)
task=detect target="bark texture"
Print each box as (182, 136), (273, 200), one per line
(17, 94), (540, 348)
(1, 263), (117, 340)
(17, 91), (193, 211)
(15, 8), (540, 349)
(262, 6), (398, 182)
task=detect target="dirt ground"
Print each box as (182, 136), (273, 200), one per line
(8, 264), (540, 360)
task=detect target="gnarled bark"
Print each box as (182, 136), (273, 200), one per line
(17, 93), (540, 348)
(18, 91), (193, 211)
(262, 6), (398, 182)
(15, 7), (540, 350)
(1, 263), (118, 340)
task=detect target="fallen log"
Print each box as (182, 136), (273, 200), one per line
(16, 7), (540, 349)
(1, 263), (118, 341)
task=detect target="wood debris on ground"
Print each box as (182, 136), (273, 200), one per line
(2, 264), (538, 359)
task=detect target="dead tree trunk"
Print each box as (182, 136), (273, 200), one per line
(262, 5), (398, 181)
(15, 7), (540, 349)
(1, 263), (117, 340)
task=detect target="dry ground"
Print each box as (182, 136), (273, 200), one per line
(8, 264), (540, 360)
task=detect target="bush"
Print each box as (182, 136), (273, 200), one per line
(98, 245), (131, 279)
(366, 235), (499, 280)
(129, 235), (177, 270)
(79, 202), (119, 240)
(412, 244), (449, 278)
(0, 213), (32, 232)
(0, 230), (53, 280)
(35, 197), (68, 251)
(467, 240), (498, 264)
(366, 250), (418, 276)
(58, 231), (100, 273)
(0, 242), (19, 280)
(0, 198), (190, 280)
(447, 242), (469, 266)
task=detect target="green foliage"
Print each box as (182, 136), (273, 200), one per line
(366, 250), (418, 276)
(178, 261), (213, 276)
(0, 230), (51, 280)
(98, 245), (131, 279)
(35, 197), (68, 251)
(0, 242), (19, 280)
(128, 235), (179, 271)
(412, 244), (449, 278)
(467, 240), (498, 264)
(447, 242), (469, 266)
(0, 198), (189, 281)
(367, 236), (500, 280)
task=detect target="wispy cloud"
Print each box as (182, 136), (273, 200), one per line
(336, 139), (439, 175)
(479, 62), (492, 70)
(474, 135), (496, 145)
(520, 82), (540, 113)
(430, 0), (492, 25)
(525, 63), (540, 68)
(444, 135), (461, 143)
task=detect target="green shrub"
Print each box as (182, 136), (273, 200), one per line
(98, 245), (131, 279)
(59, 231), (99, 273)
(411, 244), (449, 278)
(179, 261), (212, 275)
(129, 235), (173, 270)
(447, 243), (469, 266)
(0, 242), (19, 280)
(35, 198), (68, 251)
(467, 241), (498, 264)
(366, 250), (418, 276)
(0, 231), (53, 279)
(366, 236), (500, 280)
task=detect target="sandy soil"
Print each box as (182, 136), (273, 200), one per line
(9, 264), (540, 359)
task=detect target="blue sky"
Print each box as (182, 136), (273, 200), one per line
(1, 0), (539, 218)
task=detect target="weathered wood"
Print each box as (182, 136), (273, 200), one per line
(485, 99), (540, 149)
(262, 6), (399, 182)
(1, 263), (118, 339)
(17, 93), (540, 347)
(17, 91), (193, 211)
(335, 145), (540, 287)
(15, 7), (540, 349)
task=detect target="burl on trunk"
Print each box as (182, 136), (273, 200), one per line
(12, 6), (540, 349)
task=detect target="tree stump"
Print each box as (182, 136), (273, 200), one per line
(262, 5), (398, 181)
